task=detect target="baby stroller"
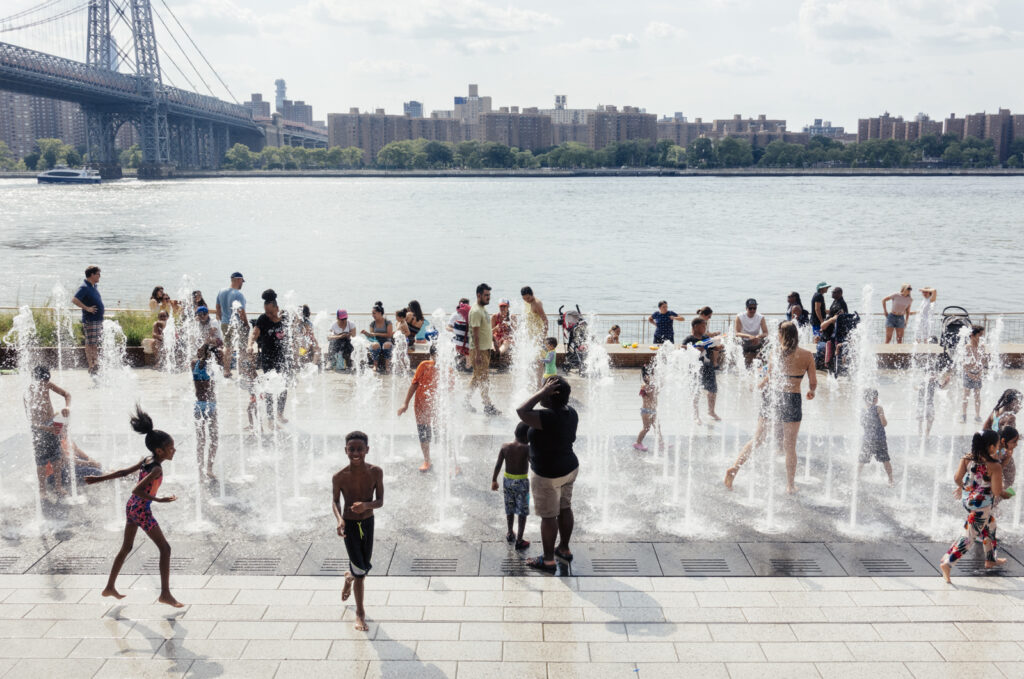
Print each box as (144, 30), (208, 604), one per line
(821, 311), (860, 376)
(939, 306), (972, 370)
(558, 305), (588, 375)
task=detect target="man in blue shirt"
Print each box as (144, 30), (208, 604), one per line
(71, 265), (104, 376)
(215, 272), (247, 377)
(648, 301), (685, 344)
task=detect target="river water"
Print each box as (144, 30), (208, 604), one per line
(0, 175), (1019, 315)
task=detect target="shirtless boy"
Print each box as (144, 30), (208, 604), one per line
(24, 365), (70, 497)
(491, 422), (532, 550)
(332, 431), (384, 632)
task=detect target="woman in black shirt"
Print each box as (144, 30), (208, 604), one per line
(248, 289), (291, 425)
(516, 375), (579, 573)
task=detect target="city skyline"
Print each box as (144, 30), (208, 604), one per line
(3, 0), (1023, 130)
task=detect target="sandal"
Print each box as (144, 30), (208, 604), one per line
(554, 547), (574, 563)
(515, 539), (530, 551)
(526, 557), (556, 573)
(506, 532), (515, 544)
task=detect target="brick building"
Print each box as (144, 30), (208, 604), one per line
(477, 107), (552, 151)
(588, 106), (657, 149)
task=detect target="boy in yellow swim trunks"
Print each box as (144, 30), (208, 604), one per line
(491, 422), (531, 551)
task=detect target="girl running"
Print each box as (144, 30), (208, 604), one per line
(634, 365), (661, 452)
(85, 406), (182, 607)
(939, 429), (1013, 584)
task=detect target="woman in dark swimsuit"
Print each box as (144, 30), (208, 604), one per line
(85, 406), (182, 607)
(363, 301), (394, 372)
(248, 289), (292, 426)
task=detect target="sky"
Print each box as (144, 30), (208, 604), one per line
(6, 0), (1024, 129)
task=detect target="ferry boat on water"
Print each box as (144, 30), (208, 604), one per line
(36, 166), (102, 184)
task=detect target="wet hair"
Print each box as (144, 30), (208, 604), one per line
(372, 301), (385, 315)
(345, 430), (369, 446)
(302, 304), (311, 320)
(544, 337), (557, 349)
(428, 342), (437, 358)
(520, 286), (533, 297)
(994, 389), (1022, 413)
(476, 283), (491, 296)
(971, 324), (985, 336)
(150, 286), (164, 301)
(395, 307), (408, 319)
(609, 325), (620, 333)
(778, 321), (799, 354)
(514, 421), (530, 444)
(969, 429), (1000, 464)
(657, 300), (667, 307)
(261, 289), (278, 305)
(696, 306), (713, 317)
(192, 290), (206, 306)
(157, 311), (168, 320)
(691, 317), (706, 329)
(863, 388), (878, 405)
(32, 364), (50, 381)
(130, 404), (172, 453)
(789, 291), (804, 307)
(85, 265), (100, 277)
(545, 375), (571, 409)
(641, 364), (651, 381)
(408, 300), (424, 322)
(999, 426), (1019, 446)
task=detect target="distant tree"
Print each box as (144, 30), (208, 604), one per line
(715, 137), (753, 168)
(119, 144), (142, 168)
(22, 151), (40, 170)
(514, 149), (538, 168)
(423, 140), (454, 167)
(0, 141), (16, 170)
(686, 137), (718, 169)
(664, 144), (687, 168)
(479, 142), (514, 168)
(35, 138), (75, 169)
(260, 146), (284, 170)
(222, 143), (256, 170)
(377, 140), (415, 168)
(758, 140), (804, 168)
(941, 142), (962, 166)
(1006, 138), (1024, 168)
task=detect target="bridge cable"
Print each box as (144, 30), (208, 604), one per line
(0, 0), (65, 26)
(158, 0), (239, 104)
(151, 5), (214, 97)
(0, 2), (89, 35)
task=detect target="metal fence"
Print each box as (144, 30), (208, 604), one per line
(4, 307), (1024, 345)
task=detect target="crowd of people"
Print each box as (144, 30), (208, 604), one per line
(22, 265), (1013, 624)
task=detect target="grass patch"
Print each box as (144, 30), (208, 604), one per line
(0, 310), (153, 347)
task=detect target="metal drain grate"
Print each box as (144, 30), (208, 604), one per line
(142, 557), (193, 573)
(500, 558), (531, 575)
(681, 558), (730, 574)
(231, 557), (281, 573)
(769, 558), (822, 575)
(860, 559), (913, 574)
(410, 558), (458, 574)
(591, 558), (638, 574)
(320, 558), (350, 573)
(50, 556), (108, 573)
(955, 558), (996, 571)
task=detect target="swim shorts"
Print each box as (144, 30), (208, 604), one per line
(416, 423), (432, 444)
(194, 401), (217, 418)
(503, 475), (530, 517)
(32, 427), (62, 465)
(343, 515), (374, 578)
(83, 321), (103, 347)
(859, 439), (890, 464)
(778, 391), (803, 423)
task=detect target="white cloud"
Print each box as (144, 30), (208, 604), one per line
(309, 0), (559, 38)
(347, 59), (428, 81)
(645, 21), (685, 39)
(708, 54), (768, 76)
(562, 33), (640, 51)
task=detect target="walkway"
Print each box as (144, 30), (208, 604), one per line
(0, 572), (1022, 677)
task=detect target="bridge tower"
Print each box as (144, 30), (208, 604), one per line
(84, 0), (171, 177)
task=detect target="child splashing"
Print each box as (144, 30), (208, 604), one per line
(859, 389), (894, 486)
(939, 429), (1014, 584)
(85, 406), (183, 607)
(634, 365), (661, 452)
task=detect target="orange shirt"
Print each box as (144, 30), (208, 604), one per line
(412, 360), (437, 424)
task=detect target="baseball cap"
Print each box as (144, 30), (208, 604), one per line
(745, 298), (758, 308)
(337, 309), (348, 320)
(231, 272), (245, 280)
(499, 298), (510, 306)
(196, 305), (209, 314)
(816, 281), (830, 290)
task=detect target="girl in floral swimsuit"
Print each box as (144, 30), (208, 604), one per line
(85, 406), (183, 607)
(939, 429), (1013, 583)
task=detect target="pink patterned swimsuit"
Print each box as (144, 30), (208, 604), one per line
(126, 458), (162, 532)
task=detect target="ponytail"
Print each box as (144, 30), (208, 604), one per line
(372, 301), (385, 315)
(970, 429), (1000, 464)
(130, 404), (172, 453)
(995, 389), (1022, 414)
(999, 425), (1019, 447)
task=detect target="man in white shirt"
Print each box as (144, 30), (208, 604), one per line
(734, 298), (768, 367)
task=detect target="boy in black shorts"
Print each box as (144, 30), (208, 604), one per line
(332, 431), (384, 632)
(859, 389), (893, 486)
(684, 317), (721, 423)
(491, 422), (531, 550)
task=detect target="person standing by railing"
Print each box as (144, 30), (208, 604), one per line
(71, 265), (104, 378)
(882, 284), (914, 344)
(913, 287), (938, 343)
(649, 301), (685, 344)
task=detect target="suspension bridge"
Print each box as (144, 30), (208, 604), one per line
(0, 0), (266, 177)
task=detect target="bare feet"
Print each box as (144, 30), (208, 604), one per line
(354, 611), (369, 632)
(419, 462), (432, 473)
(724, 467), (738, 491)
(278, 415), (289, 424)
(940, 562), (952, 583)
(985, 558), (1007, 569)
(341, 573), (353, 602)
(101, 587), (126, 600)
(206, 467), (217, 482)
(709, 412), (721, 421)
(786, 484), (797, 495)
(158, 593), (185, 608)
